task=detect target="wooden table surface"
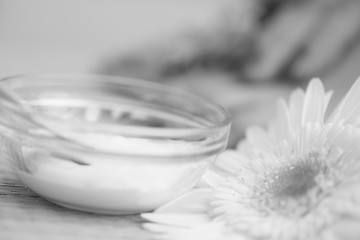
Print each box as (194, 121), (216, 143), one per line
(0, 158), (151, 240)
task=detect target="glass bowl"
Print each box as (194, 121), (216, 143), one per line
(0, 73), (231, 215)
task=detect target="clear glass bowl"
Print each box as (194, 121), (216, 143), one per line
(0, 73), (231, 214)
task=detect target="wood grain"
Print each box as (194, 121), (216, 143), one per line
(0, 158), (152, 240)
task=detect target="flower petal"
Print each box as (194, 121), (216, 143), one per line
(152, 189), (213, 214)
(142, 213), (210, 227)
(143, 220), (233, 240)
(328, 76), (360, 126)
(332, 217), (360, 240)
(268, 99), (292, 143)
(301, 78), (327, 125)
(212, 150), (247, 176)
(288, 88), (305, 129)
(245, 125), (274, 153)
(198, 169), (226, 188)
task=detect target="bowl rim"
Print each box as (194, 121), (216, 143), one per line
(0, 73), (232, 157)
(0, 73), (232, 129)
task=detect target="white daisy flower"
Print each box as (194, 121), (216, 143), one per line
(142, 78), (360, 240)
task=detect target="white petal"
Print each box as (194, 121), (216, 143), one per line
(301, 78), (327, 125)
(332, 217), (360, 240)
(288, 88), (305, 130)
(328, 76), (360, 126)
(143, 220), (232, 240)
(245, 125), (274, 153)
(268, 99), (292, 142)
(211, 150), (247, 176)
(153, 189), (213, 214)
(324, 91), (333, 115)
(236, 140), (254, 159)
(199, 169), (226, 188)
(142, 222), (185, 233)
(143, 222), (210, 240)
(142, 213), (210, 227)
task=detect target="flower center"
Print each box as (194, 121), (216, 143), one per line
(252, 152), (337, 217)
(269, 161), (319, 198)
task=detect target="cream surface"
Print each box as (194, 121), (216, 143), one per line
(17, 134), (210, 214)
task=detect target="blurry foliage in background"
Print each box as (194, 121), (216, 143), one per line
(101, 0), (360, 147)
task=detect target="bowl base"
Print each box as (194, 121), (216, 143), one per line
(43, 196), (151, 215)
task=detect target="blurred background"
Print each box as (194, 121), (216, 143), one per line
(1, 0), (360, 147)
